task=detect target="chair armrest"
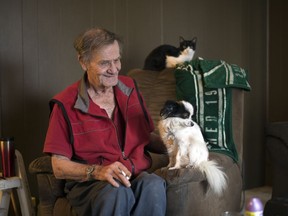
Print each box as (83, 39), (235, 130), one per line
(29, 155), (53, 174)
(154, 153), (238, 186)
(266, 124), (288, 199)
(29, 156), (67, 215)
(266, 122), (288, 148)
(155, 153), (242, 215)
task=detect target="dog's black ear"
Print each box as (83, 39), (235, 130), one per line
(164, 100), (178, 109)
(160, 100), (178, 119)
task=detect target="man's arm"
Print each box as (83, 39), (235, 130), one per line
(51, 154), (88, 181)
(51, 154), (131, 187)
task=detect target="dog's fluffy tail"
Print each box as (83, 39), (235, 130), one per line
(198, 160), (227, 195)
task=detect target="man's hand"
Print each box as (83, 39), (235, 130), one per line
(94, 162), (131, 187)
(51, 155), (131, 187)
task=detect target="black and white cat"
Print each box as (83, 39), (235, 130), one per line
(143, 36), (197, 71)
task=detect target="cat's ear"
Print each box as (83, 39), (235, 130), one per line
(192, 37), (197, 44)
(179, 36), (185, 43)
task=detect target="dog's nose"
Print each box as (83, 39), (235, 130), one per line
(190, 121), (194, 127)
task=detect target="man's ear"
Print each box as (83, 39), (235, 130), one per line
(78, 55), (87, 71)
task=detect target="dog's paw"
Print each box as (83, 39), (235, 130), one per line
(167, 163), (172, 168)
(168, 166), (179, 170)
(185, 164), (195, 169)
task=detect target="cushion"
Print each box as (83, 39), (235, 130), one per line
(127, 68), (177, 134)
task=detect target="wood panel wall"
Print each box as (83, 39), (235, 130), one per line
(0, 0), (268, 199)
(268, 0), (288, 122)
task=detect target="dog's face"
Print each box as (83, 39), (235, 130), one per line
(160, 100), (194, 125)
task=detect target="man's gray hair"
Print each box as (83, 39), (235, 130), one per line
(74, 27), (123, 63)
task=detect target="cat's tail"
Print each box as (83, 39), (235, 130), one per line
(198, 160), (227, 196)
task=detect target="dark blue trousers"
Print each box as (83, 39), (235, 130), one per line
(65, 172), (166, 216)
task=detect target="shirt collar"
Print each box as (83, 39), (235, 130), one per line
(74, 73), (133, 113)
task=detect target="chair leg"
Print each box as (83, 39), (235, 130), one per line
(14, 150), (35, 216)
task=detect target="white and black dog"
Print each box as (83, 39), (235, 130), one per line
(158, 100), (227, 195)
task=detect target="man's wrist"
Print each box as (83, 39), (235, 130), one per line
(85, 165), (96, 181)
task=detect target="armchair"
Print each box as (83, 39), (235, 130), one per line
(29, 68), (244, 216)
(264, 122), (288, 215)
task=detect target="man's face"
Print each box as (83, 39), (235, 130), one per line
(81, 40), (121, 90)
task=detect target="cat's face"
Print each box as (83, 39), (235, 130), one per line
(179, 36), (197, 51)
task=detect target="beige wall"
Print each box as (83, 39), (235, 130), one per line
(0, 0), (269, 198)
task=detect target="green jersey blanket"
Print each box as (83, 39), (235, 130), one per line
(175, 58), (251, 162)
